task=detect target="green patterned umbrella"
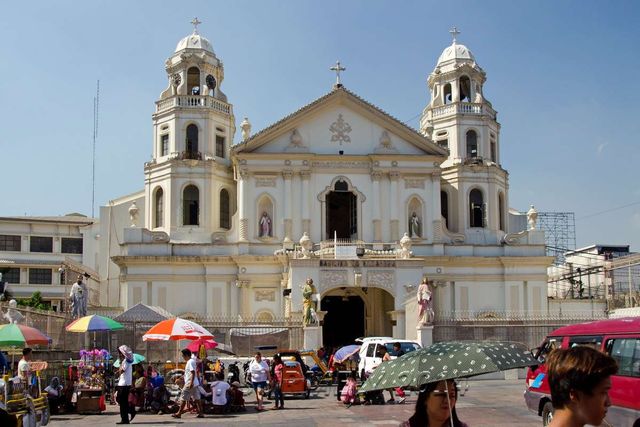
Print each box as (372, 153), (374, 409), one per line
(360, 341), (537, 393)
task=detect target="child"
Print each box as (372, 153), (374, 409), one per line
(340, 375), (358, 408)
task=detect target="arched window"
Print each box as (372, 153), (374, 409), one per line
(186, 124), (199, 157)
(443, 83), (452, 105)
(187, 67), (200, 95)
(220, 189), (230, 229)
(459, 76), (471, 102)
(466, 130), (478, 158)
(154, 188), (164, 228)
(440, 191), (449, 228)
(498, 192), (505, 231)
(183, 185), (199, 226)
(469, 189), (485, 228)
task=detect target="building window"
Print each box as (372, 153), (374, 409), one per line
(466, 130), (478, 158)
(161, 134), (169, 156)
(29, 268), (52, 284)
(187, 66), (200, 95)
(436, 139), (449, 151)
(155, 188), (164, 228)
(183, 185), (199, 226)
(2, 268), (20, 283)
(215, 135), (225, 158)
(440, 191), (449, 228)
(61, 238), (83, 254)
(186, 124), (199, 155)
(0, 234), (21, 251)
(498, 192), (505, 231)
(30, 236), (53, 253)
(220, 189), (230, 229)
(469, 189), (485, 228)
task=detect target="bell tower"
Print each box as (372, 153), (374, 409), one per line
(144, 19), (236, 241)
(420, 28), (509, 241)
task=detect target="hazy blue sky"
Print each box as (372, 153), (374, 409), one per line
(1, 0), (638, 250)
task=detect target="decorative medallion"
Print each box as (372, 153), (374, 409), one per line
(255, 290), (276, 302)
(366, 270), (395, 291)
(255, 177), (276, 187)
(329, 114), (352, 145)
(405, 179), (425, 189)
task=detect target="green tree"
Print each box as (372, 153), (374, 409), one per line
(17, 291), (50, 310)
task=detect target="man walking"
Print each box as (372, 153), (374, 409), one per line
(249, 351), (270, 411)
(172, 349), (203, 418)
(115, 345), (135, 424)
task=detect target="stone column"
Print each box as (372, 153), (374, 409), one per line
(416, 325), (434, 347)
(237, 169), (250, 241)
(387, 310), (406, 339)
(389, 172), (400, 240)
(237, 280), (251, 318)
(371, 171), (382, 242)
(283, 170), (293, 243)
(300, 170), (311, 234)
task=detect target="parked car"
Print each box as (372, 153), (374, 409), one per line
(524, 317), (640, 426)
(356, 337), (421, 379)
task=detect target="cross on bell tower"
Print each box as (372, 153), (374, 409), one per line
(449, 26), (460, 44)
(191, 17), (202, 34)
(330, 60), (346, 88)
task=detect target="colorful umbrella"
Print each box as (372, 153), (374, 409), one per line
(113, 353), (146, 368)
(0, 324), (51, 347)
(142, 317), (214, 341)
(333, 344), (361, 364)
(359, 340), (537, 393)
(66, 315), (124, 332)
(186, 338), (218, 353)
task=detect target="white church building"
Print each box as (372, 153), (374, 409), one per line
(83, 25), (552, 347)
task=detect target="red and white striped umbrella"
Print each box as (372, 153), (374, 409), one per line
(142, 317), (214, 341)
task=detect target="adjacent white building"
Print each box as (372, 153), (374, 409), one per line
(77, 26), (553, 347)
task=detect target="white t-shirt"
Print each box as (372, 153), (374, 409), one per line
(185, 357), (200, 387)
(210, 381), (230, 405)
(249, 359), (269, 383)
(18, 359), (31, 383)
(117, 359), (132, 386)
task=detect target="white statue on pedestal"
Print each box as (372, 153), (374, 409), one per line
(128, 201), (139, 228)
(2, 299), (25, 324)
(70, 275), (88, 318)
(417, 277), (434, 326)
(240, 117), (252, 140)
(299, 232), (313, 259)
(527, 205), (538, 230)
(398, 233), (412, 259)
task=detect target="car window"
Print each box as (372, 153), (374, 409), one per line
(366, 343), (376, 357)
(568, 335), (602, 349)
(535, 338), (561, 363)
(607, 338), (640, 378)
(385, 342), (420, 356)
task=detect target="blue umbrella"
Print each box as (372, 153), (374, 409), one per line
(334, 345), (361, 364)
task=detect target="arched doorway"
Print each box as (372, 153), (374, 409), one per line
(320, 287), (395, 349)
(321, 293), (364, 349)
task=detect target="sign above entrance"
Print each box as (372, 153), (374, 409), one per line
(320, 260), (396, 268)
(335, 245), (357, 258)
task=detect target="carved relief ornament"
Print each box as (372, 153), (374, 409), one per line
(329, 114), (352, 145)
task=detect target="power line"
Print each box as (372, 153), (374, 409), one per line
(576, 200), (640, 220)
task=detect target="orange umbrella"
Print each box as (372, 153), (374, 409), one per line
(142, 317), (214, 341)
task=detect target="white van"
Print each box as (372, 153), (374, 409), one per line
(356, 337), (421, 379)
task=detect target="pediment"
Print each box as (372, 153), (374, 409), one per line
(232, 87), (447, 157)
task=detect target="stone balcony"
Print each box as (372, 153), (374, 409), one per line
(423, 101), (497, 121)
(155, 95), (231, 115)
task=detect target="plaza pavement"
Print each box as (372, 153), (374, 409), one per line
(49, 379), (541, 426)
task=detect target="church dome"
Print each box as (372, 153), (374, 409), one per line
(175, 33), (214, 53)
(436, 42), (475, 65)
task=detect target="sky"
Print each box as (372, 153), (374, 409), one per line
(0, 0), (638, 251)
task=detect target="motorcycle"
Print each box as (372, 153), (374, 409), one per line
(242, 360), (251, 385)
(227, 361), (241, 384)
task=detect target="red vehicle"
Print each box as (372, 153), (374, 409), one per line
(524, 317), (640, 426)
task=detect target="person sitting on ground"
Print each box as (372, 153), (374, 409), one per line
(131, 364), (147, 410)
(401, 380), (468, 427)
(340, 374), (358, 407)
(209, 372), (230, 414)
(44, 377), (64, 414)
(546, 346), (618, 427)
(228, 381), (245, 412)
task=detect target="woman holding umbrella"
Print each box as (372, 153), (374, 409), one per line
(401, 380), (468, 427)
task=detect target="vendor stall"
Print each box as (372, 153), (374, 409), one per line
(73, 349), (108, 414)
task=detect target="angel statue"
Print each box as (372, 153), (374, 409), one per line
(417, 277), (434, 326)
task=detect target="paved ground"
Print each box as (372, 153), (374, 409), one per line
(49, 379), (542, 426)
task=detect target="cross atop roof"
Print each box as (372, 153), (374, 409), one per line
(191, 17), (202, 34)
(330, 60), (346, 88)
(449, 26), (460, 44)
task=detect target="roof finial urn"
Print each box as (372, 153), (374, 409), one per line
(128, 201), (139, 228)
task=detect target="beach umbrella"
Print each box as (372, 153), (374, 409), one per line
(0, 324), (51, 347)
(333, 344), (361, 364)
(186, 338), (218, 353)
(142, 317), (213, 341)
(360, 340), (537, 393)
(65, 315), (124, 332)
(113, 353), (146, 368)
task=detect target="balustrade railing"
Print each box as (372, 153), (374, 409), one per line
(430, 102), (495, 119)
(155, 95), (231, 115)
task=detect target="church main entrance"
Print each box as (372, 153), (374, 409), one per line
(326, 190), (357, 239)
(321, 294), (365, 349)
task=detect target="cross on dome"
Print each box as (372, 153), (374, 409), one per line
(191, 17), (202, 34)
(330, 60), (346, 88)
(449, 26), (460, 44)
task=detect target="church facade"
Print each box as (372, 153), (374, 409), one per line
(87, 26), (552, 346)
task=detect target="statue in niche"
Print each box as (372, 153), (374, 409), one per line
(417, 277), (434, 326)
(409, 211), (421, 238)
(259, 211), (272, 237)
(302, 278), (318, 327)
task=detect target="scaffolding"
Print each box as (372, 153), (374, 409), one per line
(536, 212), (576, 264)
